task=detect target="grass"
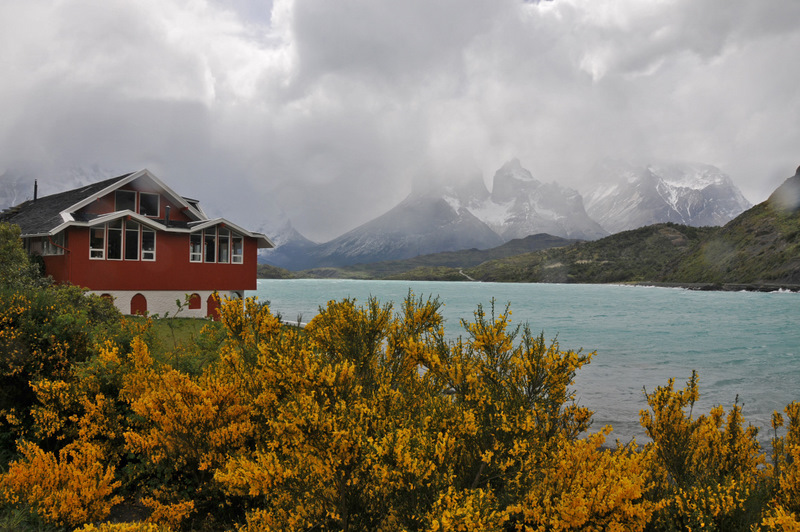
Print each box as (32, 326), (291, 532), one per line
(126, 316), (225, 374)
(146, 317), (218, 351)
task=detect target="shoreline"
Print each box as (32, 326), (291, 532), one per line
(630, 281), (800, 293)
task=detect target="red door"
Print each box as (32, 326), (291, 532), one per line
(131, 293), (147, 316)
(206, 293), (221, 321)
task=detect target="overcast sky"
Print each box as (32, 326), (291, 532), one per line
(1, 0), (798, 241)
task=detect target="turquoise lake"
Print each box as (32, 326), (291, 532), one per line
(250, 279), (800, 445)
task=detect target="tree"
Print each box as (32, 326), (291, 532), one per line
(0, 222), (46, 290)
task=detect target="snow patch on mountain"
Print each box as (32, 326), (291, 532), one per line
(443, 159), (607, 241)
(584, 161), (752, 234)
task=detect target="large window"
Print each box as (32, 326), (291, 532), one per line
(90, 227), (105, 259)
(190, 234), (202, 262)
(217, 228), (229, 263)
(29, 233), (66, 256)
(115, 189), (161, 217)
(90, 220), (155, 261)
(191, 227), (244, 264)
(125, 221), (140, 260)
(115, 190), (136, 212)
(204, 230), (216, 263)
(142, 228), (156, 261)
(232, 235), (243, 263)
(107, 220), (123, 260)
(139, 193), (159, 217)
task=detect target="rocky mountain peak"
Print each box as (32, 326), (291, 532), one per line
(584, 161), (751, 234)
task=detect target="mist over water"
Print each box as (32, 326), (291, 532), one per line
(251, 280), (800, 445)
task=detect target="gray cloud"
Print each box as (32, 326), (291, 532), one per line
(1, 0), (798, 241)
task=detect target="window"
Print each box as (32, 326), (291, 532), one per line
(204, 229), (216, 263)
(107, 220), (122, 260)
(115, 190), (136, 212)
(218, 228), (229, 263)
(89, 220), (156, 261)
(232, 235), (243, 263)
(190, 234), (202, 262)
(141, 228), (155, 261)
(125, 221), (140, 260)
(139, 193), (159, 217)
(90, 227), (105, 259)
(26, 238), (43, 255)
(41, 232), (65, 256)
(190, 228), (243, 264)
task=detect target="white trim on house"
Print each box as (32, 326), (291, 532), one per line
(188, 218), (274, 249)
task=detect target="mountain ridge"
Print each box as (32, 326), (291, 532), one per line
(259, 159), (751, 270)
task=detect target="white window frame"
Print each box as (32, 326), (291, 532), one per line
(190, 233), (202, 262)
(139, 192), (160, 217)
(217, 228), (230, 264)
(124, 220), (140, 261)
(115, 190), (136, 212)
(141, 227), (156, 261)
(90, 227), (105, 259)
(231, 234), (244, 264)
(42, 233), (65, 256)
(204, 228), (216, 263)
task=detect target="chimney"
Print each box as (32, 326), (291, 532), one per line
(33, 180), (38, 202)
(164, 205), (171, 227)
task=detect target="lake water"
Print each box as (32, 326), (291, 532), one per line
(250, 279), (800, 446)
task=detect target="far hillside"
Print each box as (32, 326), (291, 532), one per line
(663, 172), (800, 286)
(290, 233), (579, 279)
(455, 223), (715, 283)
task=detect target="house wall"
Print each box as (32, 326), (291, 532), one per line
(43, 227), (259, 292)
(89, 289), (244, 318)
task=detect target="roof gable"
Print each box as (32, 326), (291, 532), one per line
(0, 170), (207, 236)
(66, 169), (205, 223)
(0, 173), (133, 236)
(0, 170), (274, 249)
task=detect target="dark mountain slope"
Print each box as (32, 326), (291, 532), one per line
(307, 193), (504, 268)
(662, 171), (800, 285)
(463, 223), (714, 283)
(293, 233), (579, 279)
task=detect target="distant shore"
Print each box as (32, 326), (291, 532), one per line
(631, 282), (800, 293)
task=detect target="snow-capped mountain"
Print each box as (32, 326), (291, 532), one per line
(257, 219), (320, 270)
(584, 161), (752, 234)
(258, 160), (609, 270)
(304, 192), (504, 268)
(451, 159), (608, 241)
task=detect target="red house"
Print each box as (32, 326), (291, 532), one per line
(0, 169), (273, 318)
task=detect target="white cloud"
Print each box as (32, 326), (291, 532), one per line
(1, 0), (798, 240)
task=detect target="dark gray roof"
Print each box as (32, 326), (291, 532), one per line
(0, 173), (132, 235)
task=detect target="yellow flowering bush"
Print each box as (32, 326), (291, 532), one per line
(640, 371), (768, 530)
(0, 282), (129, 459)
(0, 439), (121, 527)
(3, 283), (800, 531)
(506, 429), (654, 531)
(760, 401), (800, 530)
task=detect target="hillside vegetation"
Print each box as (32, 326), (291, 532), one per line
(663, 200), (800, 286)
(275, 233), (578, 280)
(463, 223), (714, 283)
